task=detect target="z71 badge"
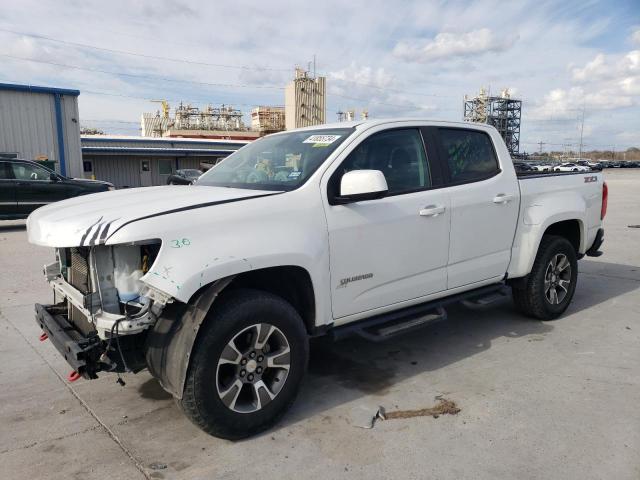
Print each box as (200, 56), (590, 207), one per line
(584, 176), (598, 183)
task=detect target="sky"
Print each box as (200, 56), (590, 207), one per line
(0, 0), (638, 152)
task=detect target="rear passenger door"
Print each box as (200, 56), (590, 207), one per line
(434, 128), (519, 289)
(0, 161), (17, 217)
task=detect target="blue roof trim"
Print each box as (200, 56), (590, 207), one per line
(0, 82), (80, 96)
(82, 147), (235, 155)
(81, 137), (248, 147)
(53, 94), (67, 175)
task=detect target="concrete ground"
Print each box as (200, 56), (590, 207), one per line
(1, 170), (638, 480)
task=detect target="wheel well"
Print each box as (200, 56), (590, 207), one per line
(225, 266), (316, 334)
(543, 220), (581, 253)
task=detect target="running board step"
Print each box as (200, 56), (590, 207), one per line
(340, 307), (447, 342)
(331, 283), (506, 343)
(460, 286), (510, 307)
(360, 307), (447, 341)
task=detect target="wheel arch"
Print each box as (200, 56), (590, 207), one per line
(542, 219), (582, 253)
(146, 265), (317, 399)
(508, 214), (585, 280)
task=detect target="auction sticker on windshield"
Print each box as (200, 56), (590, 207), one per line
(303, 134), (341, 146)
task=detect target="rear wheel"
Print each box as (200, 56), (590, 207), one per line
(512, 235), (578, 320)
(180, 289), (308, 439)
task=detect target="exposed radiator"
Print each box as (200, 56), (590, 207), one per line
(68, 248), (90, 294)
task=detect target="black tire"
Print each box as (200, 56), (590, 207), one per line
(180, 289), (308, 440)
(512, 235), (578, 320)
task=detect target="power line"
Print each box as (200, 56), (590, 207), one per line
(1, 53), (459, 114)
(0, 53), (285, 90)
(0, 27), (464, 101)
(327, 77), (459, 98)
(0, 27), (292, 72)
(80, 88), (276, 109)
(521, 141), (635, 149)
(332, 92), (460, 113)
(82, 119), (140, 124)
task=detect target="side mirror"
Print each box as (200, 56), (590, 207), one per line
(337, 169), (388, 203)
(49, 172), (59, 182)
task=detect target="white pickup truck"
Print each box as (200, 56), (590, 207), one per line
(27, 119), (607, 439)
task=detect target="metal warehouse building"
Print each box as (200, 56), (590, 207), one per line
(81, 136), (247, 188)
(0, 82), (83, 177)
(0, 82), (248, 188)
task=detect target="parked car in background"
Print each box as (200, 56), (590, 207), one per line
(530, 163), (552, 172)
(513, 162), (535, 173)
(167, 169), (203, 185)
(554, 163), (590, 172)
(0, 159), (114, 220)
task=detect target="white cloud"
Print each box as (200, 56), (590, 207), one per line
(533, 46), (640, 125)
(631, 28), (640, 45)
(619, 76), (640, 95)
(329, 64), (394, 89)
(0, 0), (636, 146)
(393, 28), (517, 63)
(571, 54), (608, 81)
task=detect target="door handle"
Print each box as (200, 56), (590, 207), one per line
(419, 205), (446, 217)
(493, 193), (514, 204)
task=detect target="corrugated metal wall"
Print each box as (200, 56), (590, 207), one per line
(90, 155), (142, 188)
(89, 155), (215, 188)
(0, 90), (82, 176)
(177, 157), (201, 170)
(0, 90), (57, 161)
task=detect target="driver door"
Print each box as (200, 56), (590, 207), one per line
(323, 127), (450, 321)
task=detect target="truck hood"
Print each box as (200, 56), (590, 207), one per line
(27, 185), (277, 247)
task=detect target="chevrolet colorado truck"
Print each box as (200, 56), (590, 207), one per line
(27, 119), (607, 439)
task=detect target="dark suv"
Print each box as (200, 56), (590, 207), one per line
(0, 159), (114, 220)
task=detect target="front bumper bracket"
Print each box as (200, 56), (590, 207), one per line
(35, 303), (103, 379)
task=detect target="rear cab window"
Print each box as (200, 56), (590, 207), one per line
(438, 128), (500, 184)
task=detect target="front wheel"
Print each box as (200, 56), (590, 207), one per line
(180, 289), (309, 439)
(512, 235), (578, 320)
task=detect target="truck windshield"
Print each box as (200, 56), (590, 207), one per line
(196, 128), (354, 191)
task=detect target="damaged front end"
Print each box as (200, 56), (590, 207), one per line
(36, 241), (172, 379)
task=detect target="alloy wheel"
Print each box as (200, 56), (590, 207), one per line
(544, 253), (572, 305)
(216, 323), (291, 413)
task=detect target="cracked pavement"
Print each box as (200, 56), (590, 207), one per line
(1, 170), (639, 479)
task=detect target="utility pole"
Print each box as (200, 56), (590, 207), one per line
(538, 140), (545, 154)
(578, 104), (585, 160)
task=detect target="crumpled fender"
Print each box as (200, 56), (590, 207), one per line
(145, 277), (234, 398)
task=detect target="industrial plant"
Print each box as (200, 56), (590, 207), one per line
(140, 67), (327, 141)
(463, 87), (522, 155)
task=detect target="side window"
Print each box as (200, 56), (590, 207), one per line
(439, 128), (499, 183)
(331, 129), (430, 197)
(158, 159), (172, 175)
(11, 163), (52, 181)
(0, 162), (10, 179)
